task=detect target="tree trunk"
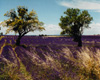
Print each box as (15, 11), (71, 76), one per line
(73, 36), (78, 42)
(16, 35), (22, 46)
(78, 36), (82, 47)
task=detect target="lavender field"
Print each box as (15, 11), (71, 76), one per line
(0, 35), (100, 80)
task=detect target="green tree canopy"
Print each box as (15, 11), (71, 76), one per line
(59, 8), (93, 47)
(2, 6), (45, 45)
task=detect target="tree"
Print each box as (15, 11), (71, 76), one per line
(2, 6), (44, 46)
(59, 8), (93, 47)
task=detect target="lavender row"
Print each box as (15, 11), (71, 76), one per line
(1, 35), (100, 46)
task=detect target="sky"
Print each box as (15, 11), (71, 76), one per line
(0, 0), (100, 35)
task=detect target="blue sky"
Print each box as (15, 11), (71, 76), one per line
(0, 0), (100, 35)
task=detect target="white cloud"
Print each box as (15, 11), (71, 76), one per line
(27, 24), (62, 35)
(59, 0), (100, 10)
(0, 21), (62, 35)
(0, 21), (15, 35)
(84, 22), (100, 35)
(1, 21), (100, 35)
(0, 26), (15, 35)
(27, 23), (100, 35)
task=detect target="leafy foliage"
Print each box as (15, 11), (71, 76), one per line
(2, 6), (45, 45)
(3, 6), (44, 35)
(59, 8), (93, 46)
(59, 8), (93, 36)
